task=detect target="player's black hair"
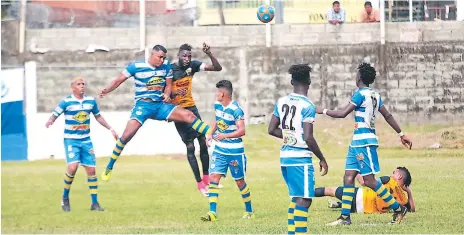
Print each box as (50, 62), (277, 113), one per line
(397, 166), (412, 187)
(216, 79), (233, 96)
(364, 1), (372, 7)
(357, 62), (376, 85)
(179, 43), (192, 51)
(333, 1), (340, 6)
(288, 64), (312, 85)
(153, 44), (167, 53)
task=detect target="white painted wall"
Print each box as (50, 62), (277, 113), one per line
(27, 112), (191, 161)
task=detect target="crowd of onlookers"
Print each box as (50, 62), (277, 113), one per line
(327, 1), (380, 25)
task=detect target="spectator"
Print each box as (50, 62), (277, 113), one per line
(360, 1), (380, 23)
(327, 1), (346, 25)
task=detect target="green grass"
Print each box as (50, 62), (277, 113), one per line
(2, 123), (464, 234)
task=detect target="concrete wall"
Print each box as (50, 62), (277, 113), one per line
(24, 22), (464, 50)
(4, 21), (464, 123)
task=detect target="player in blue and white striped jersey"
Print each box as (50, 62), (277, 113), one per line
(45, 77), (118, 212)
(99, 45), (213, 182)
(318, 62), (413, 226)
(200, 80), (254, 222)
(268, 64), (328, 235)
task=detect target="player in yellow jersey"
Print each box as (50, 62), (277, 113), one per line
(170, 43), (223, 196)
(315, 166), (416, 214)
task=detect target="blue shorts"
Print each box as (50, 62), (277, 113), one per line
(281, 164), (315, 198)
(210, 152), (247, 180)
(130, 100), (177, 124)
(64, 139), (96, 167)
(346, 146), (380, 176)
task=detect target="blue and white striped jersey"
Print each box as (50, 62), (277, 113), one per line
(349, 87), (384, 147)
(122, 59), (173, 102)
(273, 93), (316, 166)
(213, 100), (245, 155)
(52, 95), (100, 140)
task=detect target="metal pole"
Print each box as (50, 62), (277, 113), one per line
(380, 0), (385, 45)
(457, 0), (464, 21)
(265, 0), (271, 47)
(409, 0), (413, 22)
(19, 0), (27, 53)
(275, 0), (284, 24)
(139, 0), (146, 52)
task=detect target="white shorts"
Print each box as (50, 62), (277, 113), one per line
(356, 189), (364, 213)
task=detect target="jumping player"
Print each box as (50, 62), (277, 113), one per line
(316, 166), (416, 214)
(99, 45), (213, 181)
(318, 62), (413, 225)
(171, 43), (222, 196)
(200, 80), (254, 221)
(268, 64), (329, 234)
(45, 76), (119, 212)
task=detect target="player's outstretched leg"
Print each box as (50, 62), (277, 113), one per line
(201, 174), (222, 222)
(315, 187), (343, 209)
(287, 197), (297, 234)
(236, 179), (254, 219)
(363, 174), (407, 224)
(84, 166), (104, 211)
(168, 107), (212, 137)
(293, 198), (311, 234)
(327, 170), (357, 226)
(101, 119), (142, 182)
(61, 162), (78, 212)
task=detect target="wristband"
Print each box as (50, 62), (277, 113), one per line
(323, 109), (328, 115)
(398, 132), (404, 137)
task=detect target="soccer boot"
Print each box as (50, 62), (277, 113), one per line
(90, 202), (105, 211)
(327, 199), (342, 209)
(241, 212), (255, 219)
(390, 205), (408, 224)
(197, 181), (208, 197)
(200, 212), (217, 222)
(61, 198), (70, 212)
(101, 168), (112, 182)
(326, 215), (352, 226)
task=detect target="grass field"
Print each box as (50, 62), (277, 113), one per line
(2, 119), (464, 234)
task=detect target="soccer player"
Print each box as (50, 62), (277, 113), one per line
(318, 62), (413, 225)
(99, 45), (213, 181)
(200, 80), (254, 221)
(268, 64), (329, 235)
(316, 166), (416, 214)
(170, 42), (222, 196)
(45, 76), (119, 212)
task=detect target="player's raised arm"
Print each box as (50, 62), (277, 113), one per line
(100, 63), (135, 98)
(45, 99), (66, 128)
(268, 103), (283, 138)
(201, 42), (222, 71)
(378, 106), (412, 149)
(319, 103), (356, 118)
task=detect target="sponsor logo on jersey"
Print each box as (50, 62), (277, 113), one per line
(73, 111), (89, 123)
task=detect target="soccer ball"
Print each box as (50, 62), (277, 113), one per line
(257, 5), (275, 23)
